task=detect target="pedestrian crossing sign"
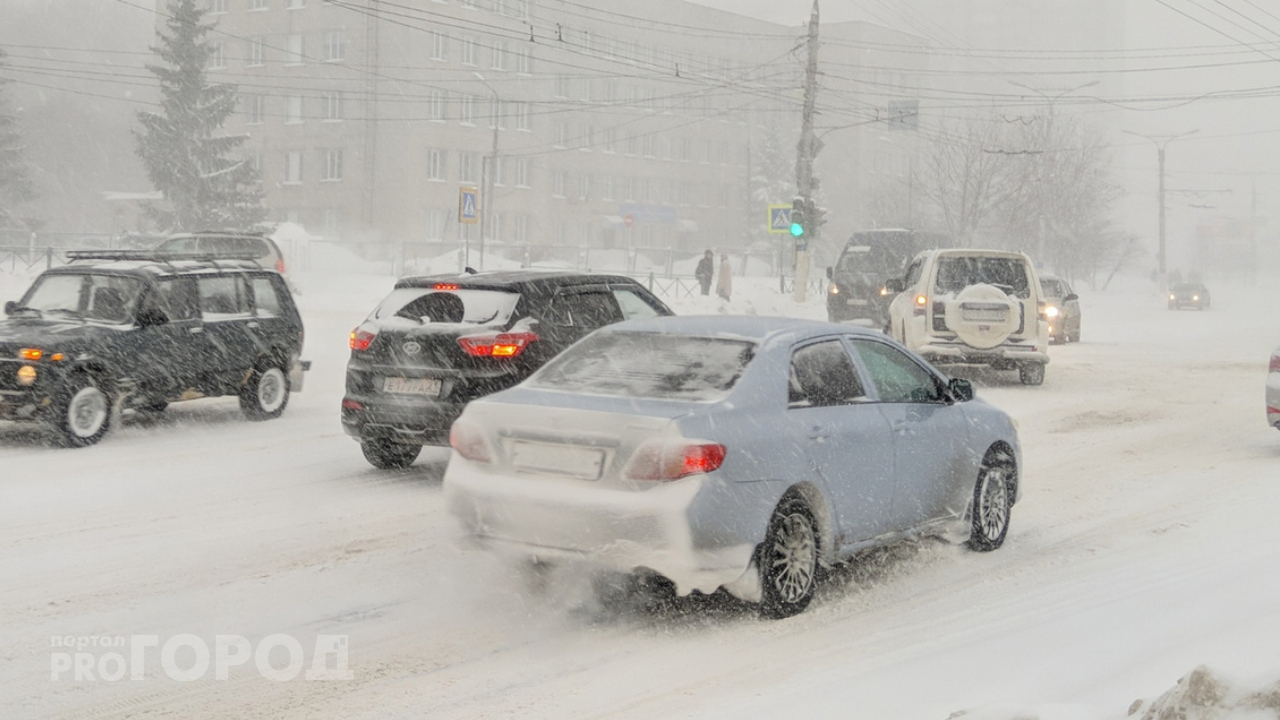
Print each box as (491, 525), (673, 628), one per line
(459, 188), (479, 224)
(768, 205), (792, 234)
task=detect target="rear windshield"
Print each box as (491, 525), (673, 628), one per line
(530, 332), (756, 402)
(934, 256), (1031, 298)
(371, 288), (520, 326)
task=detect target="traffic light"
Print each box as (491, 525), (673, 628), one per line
(790, 198), (807, 237)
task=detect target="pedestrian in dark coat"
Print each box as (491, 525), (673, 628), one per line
(695, 249), (714, 295)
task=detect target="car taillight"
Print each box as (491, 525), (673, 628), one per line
(275, 258), (287, 273)
(458, 331), (538, 358)
(626, 442), (727, 481)
(349, 327), (377, 351)
(449, 422), (492, 463)
(1269, 354), (1280, 373)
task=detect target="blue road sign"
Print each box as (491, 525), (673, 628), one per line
(459, 188), (479, 224)
(768, 205), (792, 234)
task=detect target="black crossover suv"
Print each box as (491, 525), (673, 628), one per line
(341, 270), (673, 468)
(0, 251), (308, 447)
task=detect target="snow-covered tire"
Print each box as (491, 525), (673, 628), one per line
(361, 439), (421, 469)
(240, 364), (289, 421)
(1018, 362), (1045, 386)
(55, 374), (111, 448)
(759, 495), (820, 619)
(969, 454), (1014, 551)
(943, 284), (1021, 350)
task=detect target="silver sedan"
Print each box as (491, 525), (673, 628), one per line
(444, 316), (1022, 618)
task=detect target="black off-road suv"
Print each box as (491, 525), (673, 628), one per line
(342, 270), (672, 468)
(0, 251), (309, 447)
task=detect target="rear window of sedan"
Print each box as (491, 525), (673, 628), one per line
(530, 332), (756, 401)
(371, 288), (520, 326)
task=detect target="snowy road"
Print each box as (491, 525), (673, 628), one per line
(3, 273), (1280, 720)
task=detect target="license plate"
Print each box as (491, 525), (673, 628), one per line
(511, 441), (605, 480)
(845, 298), (869, 306)
(382, 377), (442, 396)
(963, 309), (1006, 322)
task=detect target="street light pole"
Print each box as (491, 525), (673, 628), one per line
(474, 72), (500, 270)
(1123, 129), (1199, 292)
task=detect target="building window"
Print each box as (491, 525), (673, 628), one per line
(554, 75), (570, 99)
(427, 209), (447, 241)
(553, 123), (568, 149)
(490, 40), (506, 70)
(209, 42), (226, 70)
(247, 37), (266, 67)
(515, 102), (531, 131)
(322, 91), (343, 121)
(552, 170), (566, 198)
(427, 149), (446, 181)
(516, 46), (531, 74)
(604, 127), (617, 154)
(286, 34), (304, 65)
(285, 95), (303, 124)
(642, 135), (654, 158)
(461, 36), (478, 66)
(488, 212), (502, 241)
(625, 134), (638, 156)
(492, 156), (505, 187)
(322, 149), (343, 181)
(249, 0), (267, 9)
(247, 150), (262, 174)
(580, 125), (594, 151)
(487, 99), (504, 129)
(515, 158), (530, 188)
(285, 151), (302, 184)
(430, 31), (447, 61)
(429, 90), (447, 122)
(680, 137), (692, 162)
(243, 94), (265, 124)
(324, 31), (345, 62)
(514, 214), (529, 244)
(459, 95), (476, 125)
(601, 175), (614, 201)
(578, 173), (591, 200)
(287, 0), (304, 8)
(209, 0), (227, 14)
(459, 152), (479, 184)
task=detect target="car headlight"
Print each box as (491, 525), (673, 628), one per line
(829, 285), (839, 295)
(1192, 294), (1199, 301)
(17, 365), (36, 386)
(1045, 306), (1060, 318)
(1169, 293), (1176, 300)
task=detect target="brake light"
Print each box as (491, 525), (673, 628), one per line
(449, 422), (492, 463)
(458, 331), (538, 358)
(1270, 354), (1280, 373)
(275, 258), (287, 273)
(18, 348), (42, 361)
(341, 399), (363, 411)
(626, 442), (727, 481)
(349, 327), (377, 351)
(434, 283), (460, 291)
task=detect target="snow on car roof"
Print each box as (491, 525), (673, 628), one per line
(602, 314), (882, 344)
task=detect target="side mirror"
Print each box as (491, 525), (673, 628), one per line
(825, 267), (833, 280)
(885, 278), (905, 294)
(948, 377), (974, 403)
(1064, 293), (1078, 302)
(136, 307), (170, 328)
(3, 300), (14, 316)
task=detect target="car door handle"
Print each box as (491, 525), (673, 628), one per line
(188, 326), (204, 335)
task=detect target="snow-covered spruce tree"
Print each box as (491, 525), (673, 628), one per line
(135, 0), (265, 232)
(0, 48), (37, 229)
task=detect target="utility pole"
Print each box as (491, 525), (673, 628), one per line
(793, 0), (821, 303)
(1124, 129), (1199, 293)
(475, 72), (501, 270)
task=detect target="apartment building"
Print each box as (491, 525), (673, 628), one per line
(188, 0), (931, 258)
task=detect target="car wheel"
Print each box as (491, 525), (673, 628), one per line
(1018, 362), (1045, 386)
(239, 364), (289, 421)
(759, 495), (819, 619)
(56, 375), (111, 448)
(361, 439), (421, 469)
(969, 456), (1014, 551)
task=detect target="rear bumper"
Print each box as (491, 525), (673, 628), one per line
(341, 394), (466, 445)
(444, 462), (758, 596)
(919, 339), (1049, 366)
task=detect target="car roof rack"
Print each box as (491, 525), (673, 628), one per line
(64, 250), (265, 269)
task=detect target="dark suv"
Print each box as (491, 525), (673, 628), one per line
(342, 270), (672, 468)
(0, 251), (309, 447)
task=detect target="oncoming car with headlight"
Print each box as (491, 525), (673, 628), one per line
(1039, 274), (1081, 344)
(444, 316), (1022, 618)
(1168, 283), (1210, 310)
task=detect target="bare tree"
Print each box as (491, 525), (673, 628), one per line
(915, 115), (1023, 246)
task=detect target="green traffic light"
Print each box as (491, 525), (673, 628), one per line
(790, 223), (804, 237)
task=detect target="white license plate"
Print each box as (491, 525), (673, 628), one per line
(963, 309), (1007, 322)
(510, 441), (605, 480)
(845, 298), (869, 306)
(382, 377), (442, 396)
